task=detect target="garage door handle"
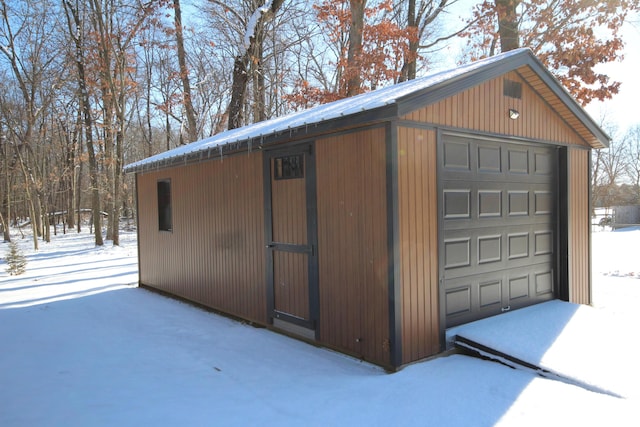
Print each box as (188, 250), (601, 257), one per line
(501, 306), (511, 312)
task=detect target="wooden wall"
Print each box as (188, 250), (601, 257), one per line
(397, 127), (441, 364)
(315, 128), (390, 366)
(136, 152), (267, 324)
(567, 147), (591, 304)
(402, 71), (589, 148)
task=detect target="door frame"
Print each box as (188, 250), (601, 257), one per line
(263, 142), (319, 337)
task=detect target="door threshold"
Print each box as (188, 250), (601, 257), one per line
(273, 317), (316, 341)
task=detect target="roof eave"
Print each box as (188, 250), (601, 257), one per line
(524, 54), (611, 148)
(124, 103), (399, 174)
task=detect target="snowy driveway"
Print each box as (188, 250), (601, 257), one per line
(450, 299), (640, 399)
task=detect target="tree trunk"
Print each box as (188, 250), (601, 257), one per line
(63, 0), (103, 246)
(0, 211), (8, 242)
(345, 0), (366, 96)
(228, 53), (249, 130)
(495, 0), (520, 52)
(14, 145), (38, 250)
(112, 88), (127, 246)
(2, 136), (9, 242)
(76, 118), (83, 234)
(399, 0), (417, 82)
(227, 0), (284, 130)
(173, 0), (198, 143)
(252, 31), (266, 123)
(66, 138), (76, 231)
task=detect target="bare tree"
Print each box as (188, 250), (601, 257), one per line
(624, 125), (640, 204)
(593, 121), (628, 208)
(0, 120), (12, 241)
(221, 0), (285, 129)
(395, 0), (469, 82)
(63, 0), (104, 246)
(172, 0), (198, 143)
(0, 0), (63, 249)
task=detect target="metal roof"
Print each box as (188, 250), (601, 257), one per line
(125, 48), (609, 174)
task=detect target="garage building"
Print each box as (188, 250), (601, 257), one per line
(125, 48), (608, 369)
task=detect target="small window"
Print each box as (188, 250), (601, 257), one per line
(503, 79), (522, 99)
(157, 180), (172, 231)
(274, 154), (304, 180)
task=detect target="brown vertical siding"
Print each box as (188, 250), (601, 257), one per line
(402, 71), (589, 147)
(397, 127), (441, 363)
(316, 127), (390, 366)
(568, 148), (591, 304)
(136, 152), (267, 323)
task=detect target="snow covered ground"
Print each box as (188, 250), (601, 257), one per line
(0, 227), (638, 426)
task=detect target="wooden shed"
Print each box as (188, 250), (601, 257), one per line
(125, 48), (609, 370)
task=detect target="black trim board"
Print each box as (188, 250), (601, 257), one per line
(263, 150), (275, 320)
(587, 150), (593, 305)
(305, 142), (320, 338)
(400, 123), (593, 151)
(435, 128), (447, 352)
(134, 173), (142, 287)
(557, 147), (569, 301)
(386, 120), (402, 367)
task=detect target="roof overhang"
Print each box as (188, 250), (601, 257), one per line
(125, 49), (609, 174)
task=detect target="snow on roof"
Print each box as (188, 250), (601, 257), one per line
(125, 49), (530, 172)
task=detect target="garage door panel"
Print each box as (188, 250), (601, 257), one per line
(444, 238), (471, 269)
(443, 182), (552, 231)
(507, 148), (529, 174)
(478, 190), (502, 217)
(534, 191), (553, 215)
(507, 191), (529, 216)
(443, 189), (471, 219)
(479, 279), (502, 308)
(535, 270), (554, 295)
(477, 145), (502, 173)
(445, 285), (472, 317)
(442, 135), (557, 327)
(444, 226), (553, 279)
(445, 270), (508, 326)
(478, 235), (501, 264)
(443, 139), (471, 171)
(533, 150), (554, 176)
(508, 274), (530, 300)
(534, 230), (553, 255)
(507, 232), (529, 259)
(445, 267), (555, 327)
